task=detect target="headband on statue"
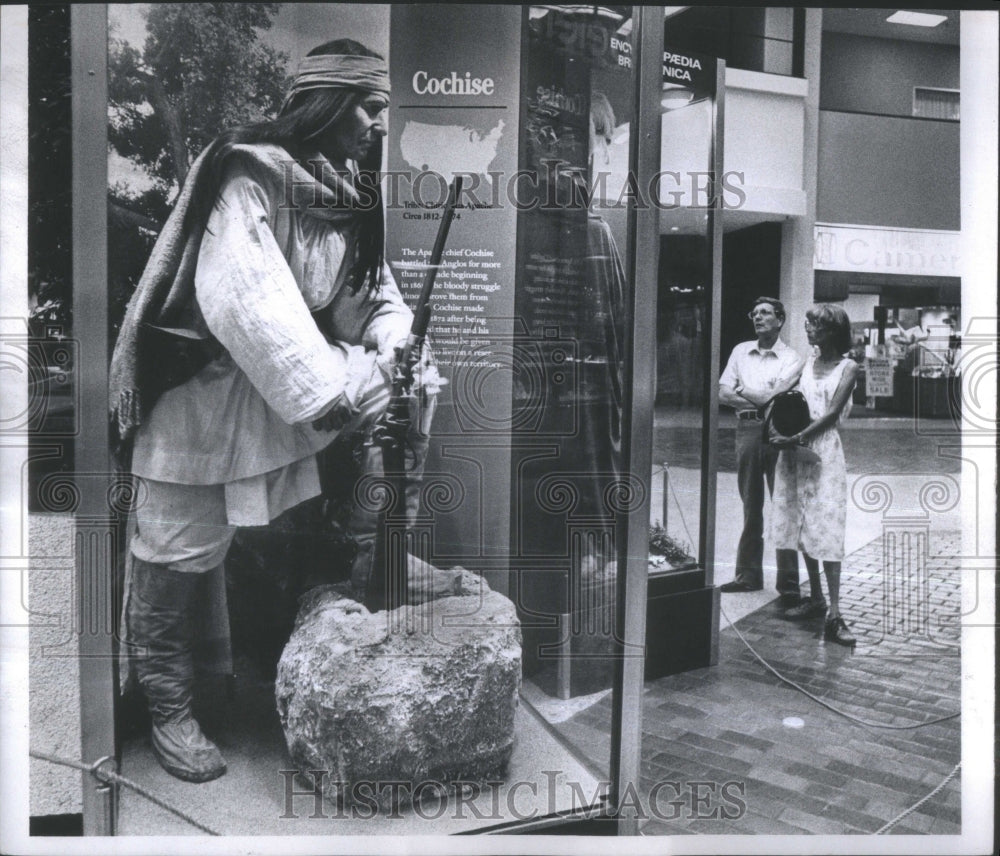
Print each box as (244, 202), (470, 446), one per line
(281, 53), (391, 112)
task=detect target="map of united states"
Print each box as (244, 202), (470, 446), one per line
(400, 119), (505, 189)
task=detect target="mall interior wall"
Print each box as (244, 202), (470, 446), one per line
(820, 31), (958, 118)
(816, 27), (960, 233)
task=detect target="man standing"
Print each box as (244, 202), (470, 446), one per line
(718, 297), (804, 603)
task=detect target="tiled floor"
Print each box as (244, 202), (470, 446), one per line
(557, 531), (962, 835)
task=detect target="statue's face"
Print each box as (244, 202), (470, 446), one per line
(323, 94), (388, 165)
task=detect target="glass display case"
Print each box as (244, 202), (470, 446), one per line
(32, 3), (721, 840)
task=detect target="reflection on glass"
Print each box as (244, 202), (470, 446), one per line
(513, 3), (634, 786)
(657, 7), (799, 77)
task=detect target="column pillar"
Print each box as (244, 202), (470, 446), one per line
(780, 8), (821, 353)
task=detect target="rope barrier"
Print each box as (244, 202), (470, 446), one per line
(665, 469), (694, 547)
(653, 462), (695, 546)
(874, 762), (961, 834)
(30, 748), (221, 836)
(720, 603), (960, 730)
(719, 604), (960, 835)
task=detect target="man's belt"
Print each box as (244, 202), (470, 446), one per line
(737, 410), (763, 421)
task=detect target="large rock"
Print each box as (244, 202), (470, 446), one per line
(275, 563), (521, 808)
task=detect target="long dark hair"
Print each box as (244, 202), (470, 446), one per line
(188, 39), (385, 295)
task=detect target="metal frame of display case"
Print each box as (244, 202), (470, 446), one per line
(608, 5), (664, 837)
(71, 4), (118, 836)
(67, 4), (720, 837)
(700, 57), (725, 585)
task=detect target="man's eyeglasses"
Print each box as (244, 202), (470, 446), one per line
(748, 309), (776, 320)
(804, 319), (825, 330)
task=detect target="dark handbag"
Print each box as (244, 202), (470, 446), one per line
(763, 389), (811, 442)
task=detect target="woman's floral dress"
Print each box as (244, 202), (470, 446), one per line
(771, 356), (855, 561)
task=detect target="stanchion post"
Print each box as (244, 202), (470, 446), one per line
(92, 784), (117, 837)
(661, 462), (669, 531)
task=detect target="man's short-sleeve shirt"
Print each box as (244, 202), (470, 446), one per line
(719, 338), (803, 405)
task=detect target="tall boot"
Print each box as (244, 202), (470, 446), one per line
(127, 558), (227, 783)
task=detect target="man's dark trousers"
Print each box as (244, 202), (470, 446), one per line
(734, 418), (800, 595)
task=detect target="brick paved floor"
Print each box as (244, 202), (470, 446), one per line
(655, 419), (961, 475)
(557, 531), (962, 835)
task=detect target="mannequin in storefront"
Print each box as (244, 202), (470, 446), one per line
(109, 40), (432, 783)
(718, 297), (804, 601)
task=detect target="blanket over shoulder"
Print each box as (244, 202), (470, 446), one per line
(109, 142), (363, 444)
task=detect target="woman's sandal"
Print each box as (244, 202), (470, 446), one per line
(824, 615), (856, 649)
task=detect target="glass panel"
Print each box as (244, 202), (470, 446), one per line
(636, 26), (723, 836)
(512, 0), (635, 784)
(652, 47), (716, 573)
(108, 2), (638, 833)
(27, 6), (76, 511)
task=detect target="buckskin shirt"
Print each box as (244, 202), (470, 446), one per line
(129, 144), (412, 526)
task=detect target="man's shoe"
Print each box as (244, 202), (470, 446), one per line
(824, 616), (856, 648)
(778, 593), (802, 609)
(720, 581), (763, 593)
(784, 598), (828, 619)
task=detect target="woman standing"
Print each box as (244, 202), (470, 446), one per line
(110, 39), (417, 782)
(770, 304), (860, 648)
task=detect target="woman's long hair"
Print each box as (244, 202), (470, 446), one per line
(807, 304), (853, 355)
(187, 39), (385, 295)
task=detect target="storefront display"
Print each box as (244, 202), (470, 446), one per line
(854, 305), (962, 420)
